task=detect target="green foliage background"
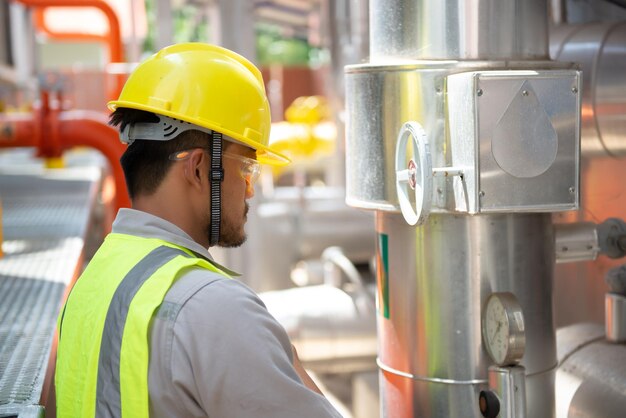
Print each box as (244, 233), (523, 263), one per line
(142, 0), (324, 67)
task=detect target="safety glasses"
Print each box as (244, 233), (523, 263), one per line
(223, 152), (261, 185)
(169, 148), (261, 185)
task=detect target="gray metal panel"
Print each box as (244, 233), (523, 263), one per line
(0, 167), (99, 415)
(475, 71), (581, 212)
(447, 70), (581, 213)
(0, 405), (46, 418)
(17, 405), (45, 418)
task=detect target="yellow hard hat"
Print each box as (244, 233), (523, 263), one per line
(284, 95), (330, 124)
(108, 43), (289, 166)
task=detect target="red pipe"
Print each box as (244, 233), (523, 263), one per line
(0, 113), (37, 146)
(59, 110), (129, 211)
(0, 111), (130, 211)
(16, 0), (125, 101)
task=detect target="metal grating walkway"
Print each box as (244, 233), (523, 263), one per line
(0, 165), (99, 417)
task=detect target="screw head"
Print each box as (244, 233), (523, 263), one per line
(572, 86), (578, 94)
(569, 187), (575, 195)
(477, 89), (483, 97)
(479, 190), (485, 197)
(522, 90), (529, 96)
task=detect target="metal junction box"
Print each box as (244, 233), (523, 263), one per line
(446, 70), (581, 213)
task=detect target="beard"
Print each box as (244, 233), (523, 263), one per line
(207, 202), (249, 248)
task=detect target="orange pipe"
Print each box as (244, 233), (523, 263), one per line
(16, 0), (122, 62)
(0, 111), (130, 211)
(17, 0), (125, 101)
(33, 8), (108, 44)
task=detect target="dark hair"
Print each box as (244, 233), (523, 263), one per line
(109, 108), (217, 199)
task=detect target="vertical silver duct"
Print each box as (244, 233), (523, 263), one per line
(323, 0), (369, 187)
(369, 0), (549, 60)
(376, 214), (556, 417)
(346, 0), (580, 416)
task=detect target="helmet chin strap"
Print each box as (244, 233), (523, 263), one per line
(209, 131), (224, 246)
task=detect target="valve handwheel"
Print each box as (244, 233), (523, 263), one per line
(395, 121), (433, 225)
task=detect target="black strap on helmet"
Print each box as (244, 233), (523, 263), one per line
(209, 131), (224, 246)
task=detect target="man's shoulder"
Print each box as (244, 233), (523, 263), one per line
(164, 268), (243, 303)
(155, 268), (280, 349)
(162, 268), (262, 318)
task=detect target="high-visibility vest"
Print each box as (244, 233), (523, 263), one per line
(55, 233), (230, 417)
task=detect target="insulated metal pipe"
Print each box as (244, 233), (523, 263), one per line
(370, 0), (549, 60)
(556, 323), (626, 418)
(550, 22), (626, 157)
(554, 222), (599, 263)
(261, 284), (378, 373)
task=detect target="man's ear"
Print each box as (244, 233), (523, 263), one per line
(182, 149), (207, 191)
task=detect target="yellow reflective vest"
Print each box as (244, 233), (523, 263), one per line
(55, 233), (229, 417)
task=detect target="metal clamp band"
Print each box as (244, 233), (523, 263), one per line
(377, 358), (559, 385)
(377, 358), (488, 385)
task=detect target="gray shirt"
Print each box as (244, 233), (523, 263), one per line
(112, 209), (341, 418)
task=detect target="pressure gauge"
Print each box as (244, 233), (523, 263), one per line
(481, 292), (526, 366)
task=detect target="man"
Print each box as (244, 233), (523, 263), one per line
(55, 43), (342, 418)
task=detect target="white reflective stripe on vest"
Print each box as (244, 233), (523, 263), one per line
(95, 246), (193, 417)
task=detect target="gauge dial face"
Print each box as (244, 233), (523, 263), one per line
(482, 292), (526, 366)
